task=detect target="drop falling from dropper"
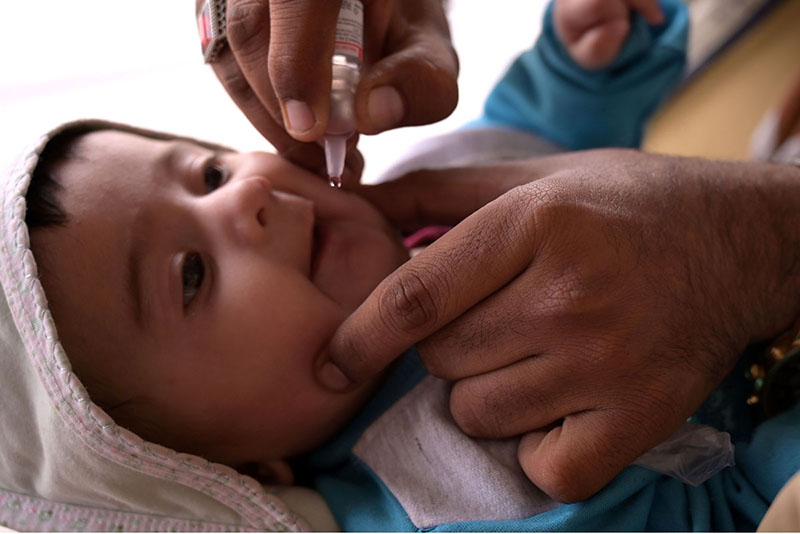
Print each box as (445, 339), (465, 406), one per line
(324, 134), (348, 188)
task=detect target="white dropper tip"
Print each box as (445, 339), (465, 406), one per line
(324, 134), (348, 188)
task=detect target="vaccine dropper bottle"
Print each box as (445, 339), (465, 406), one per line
(325, 0), (363, 188)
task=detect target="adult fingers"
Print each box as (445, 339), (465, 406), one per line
(356, 35), (459, 134)
(442, 276), (655, 440)
(321, 184), (544, 389)
(414, 267), (554, 381)
(226, 0), (342, 142)
(517, 405), (673, 503)
(209, 42), (298, 154)
(447, 354), (594, 439)
(211, 1), (366, 181)
(226, 0), (458, 140)
(268, 0), (344, 140)
(210, 43), (364, 182)
(355, 0), (458, 134)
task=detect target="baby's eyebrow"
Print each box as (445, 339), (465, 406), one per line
(156, 141), (192, 177)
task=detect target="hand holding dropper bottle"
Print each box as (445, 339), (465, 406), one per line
(325, 0), (363, 188)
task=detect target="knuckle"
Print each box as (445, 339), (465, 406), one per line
(543, 268), (599, 319)
(487, 190), (528, 245)
(506, 182), (555, 239)
(516, 196), (630, 324)
(378, 266), (446, 336)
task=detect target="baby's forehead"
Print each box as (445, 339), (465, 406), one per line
(65, 129), (240, 172)
(57, 131), (228, 190)
(77, 130), (211, 158)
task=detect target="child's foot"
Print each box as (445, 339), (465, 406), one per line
(750, 68), (800, 164)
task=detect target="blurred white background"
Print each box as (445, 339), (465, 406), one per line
(0, 1), (544, 182)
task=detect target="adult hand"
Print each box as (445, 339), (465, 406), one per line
(319, 149), (800, 502)
(196, 0), (459, 185)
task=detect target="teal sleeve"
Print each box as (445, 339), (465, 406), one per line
(474, 0), (688, 149)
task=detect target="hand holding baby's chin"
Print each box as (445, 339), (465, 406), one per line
(553, 0), (664, 70)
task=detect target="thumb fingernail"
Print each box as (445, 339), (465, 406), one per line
(319, 361), (353, 391)
(367, 86), (404, 132)
(283, 99), (317, 136)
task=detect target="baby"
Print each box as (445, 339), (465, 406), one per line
(26, 124), (408, 484)
(10, 0), (783, 531)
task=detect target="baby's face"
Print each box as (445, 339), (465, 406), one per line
(31, 130), (409, 474)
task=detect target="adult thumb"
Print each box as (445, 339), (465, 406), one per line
(266, 0), (342, 141)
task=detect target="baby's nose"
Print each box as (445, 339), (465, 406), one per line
(216, 175), (272, 245)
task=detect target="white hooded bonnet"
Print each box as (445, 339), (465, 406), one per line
(0, 120), (315, 532)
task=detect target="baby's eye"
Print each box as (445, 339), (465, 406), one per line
(181, 252), (205, 307)
(204, 160), (228, 193)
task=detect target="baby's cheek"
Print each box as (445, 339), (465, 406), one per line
(352, 234), (408, 302)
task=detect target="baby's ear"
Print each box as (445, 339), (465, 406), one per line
(257, 460), (295, 486)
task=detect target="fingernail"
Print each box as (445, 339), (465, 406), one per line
(367, 86), (404, 131)
(284, 99), (317, 135)
(319, 362), (353, 391)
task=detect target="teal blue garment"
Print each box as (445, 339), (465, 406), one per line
(471, 0), (688, 150)
(297, 349), (800, 531)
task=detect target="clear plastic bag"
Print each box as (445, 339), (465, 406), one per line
(633, 422), (735, 485)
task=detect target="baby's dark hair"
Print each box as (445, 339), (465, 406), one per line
(24, 129), (199, 457)
(25, 128), (140, 424)
(25, 129), (85, 230)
